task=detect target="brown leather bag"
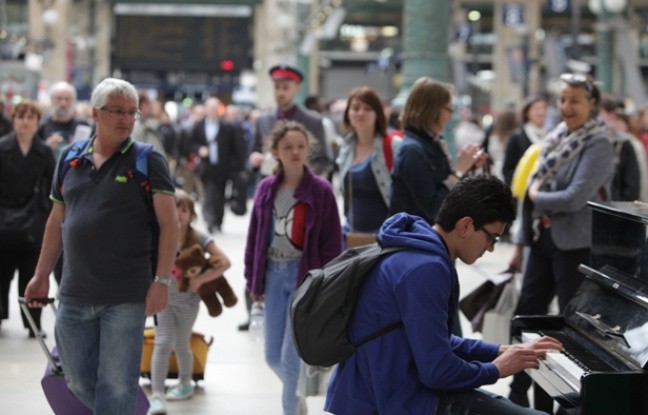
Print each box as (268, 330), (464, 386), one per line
(345, 232), (376, 248)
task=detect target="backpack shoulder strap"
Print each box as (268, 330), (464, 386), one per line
(383, 132), (394, 171)
(130, 142), (154, 203)
(355, 321), (404, 347)
(130, 142), (159, 278)
(60, 139), (92, 182)
(380, 246), (405, 255)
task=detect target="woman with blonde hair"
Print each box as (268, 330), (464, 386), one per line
(390, 77), (486, 226)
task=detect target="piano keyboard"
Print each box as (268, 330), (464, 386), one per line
(522, 330), (615, 392)
(539, 330), (614, 372)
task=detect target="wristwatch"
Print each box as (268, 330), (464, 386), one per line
(154, 276), (173, 287)
(452, 170), (465, 180)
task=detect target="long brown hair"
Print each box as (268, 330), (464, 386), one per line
(492, 110), (519, 143)
(175, 189), (199, 249)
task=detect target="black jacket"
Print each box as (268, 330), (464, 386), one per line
(0, 132), (55, 211)
(189, 119), (246, 176)
(502, 127), (532, 186)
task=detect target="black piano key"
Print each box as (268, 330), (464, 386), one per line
(539, 330), (614, 372)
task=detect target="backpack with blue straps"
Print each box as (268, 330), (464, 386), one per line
(59, 139), (159, 274)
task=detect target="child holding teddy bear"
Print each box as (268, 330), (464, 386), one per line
(149, 189), (231, 414)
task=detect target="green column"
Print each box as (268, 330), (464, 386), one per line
(391, 0), (455, 154)
(391, 0), (451, 107)
(296, 1), (311, 106)
(596, 1), (613, 94)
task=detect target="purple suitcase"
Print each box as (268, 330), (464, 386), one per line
(19, 298), (150, 414)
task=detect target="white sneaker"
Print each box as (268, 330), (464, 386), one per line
(148, 394), (167, 414)
(165, 381), (195, 401)
(298, 397), (308, 415)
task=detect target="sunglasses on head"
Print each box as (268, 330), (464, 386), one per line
(560, 73), (594, 96)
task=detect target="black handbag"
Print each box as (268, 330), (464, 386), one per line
(459, 269), (516, 333)
(229, 170), (249, 216)
(0, 190), (45, 247)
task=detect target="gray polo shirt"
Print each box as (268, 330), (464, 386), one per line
(51, 138), (174, 304)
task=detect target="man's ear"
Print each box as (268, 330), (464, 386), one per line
(456, 216), (474, 238)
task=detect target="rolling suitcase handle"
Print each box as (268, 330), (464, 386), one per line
(18, 297), (61, 374)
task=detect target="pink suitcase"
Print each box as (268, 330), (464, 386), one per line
(19, 298), (149, 414)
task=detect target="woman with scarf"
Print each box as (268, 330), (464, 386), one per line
(507, 74), (614, 407)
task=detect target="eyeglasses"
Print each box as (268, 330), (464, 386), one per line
(100, 107), (141, 119)
(559, 73), (594, 97)
(475, 225), (501, 246)
(444, 105), (454, 113)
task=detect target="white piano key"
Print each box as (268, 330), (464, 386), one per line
(545, 352), (584, 392)
(521, 331), (541, 343)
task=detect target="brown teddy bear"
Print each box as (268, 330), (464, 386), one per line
(174, 244), (238, 317)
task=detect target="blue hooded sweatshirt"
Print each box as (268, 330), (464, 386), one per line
(325, 213), (501, 415)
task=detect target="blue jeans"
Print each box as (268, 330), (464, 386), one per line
(436, 388), (548, 415)
(55, 301), (146, 415)
(264, 259), (302, 415)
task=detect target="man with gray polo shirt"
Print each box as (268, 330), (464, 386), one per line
(24, 78), (179, 415)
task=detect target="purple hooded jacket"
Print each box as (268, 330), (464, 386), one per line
(244, 166), (343, 296)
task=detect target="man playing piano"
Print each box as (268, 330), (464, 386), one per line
(325, 175), (563, 415)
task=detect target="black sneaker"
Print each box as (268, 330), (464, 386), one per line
(508, 390), (530, 407)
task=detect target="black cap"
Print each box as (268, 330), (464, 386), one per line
(268, 64), (304, 83)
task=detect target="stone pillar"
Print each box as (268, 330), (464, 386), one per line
(28, 0), (71, 86)
(491, 0), (542, 112)
(254, 0), (298, 110)
(595, 0), (613, 94)
(93, 0), (112, 84)
(526, 0), (542, 97)
(391, 0), (451, 108)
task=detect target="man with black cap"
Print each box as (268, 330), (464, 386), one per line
(249, 64), (333, 178)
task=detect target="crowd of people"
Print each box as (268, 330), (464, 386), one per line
(0, 66), (644, 415)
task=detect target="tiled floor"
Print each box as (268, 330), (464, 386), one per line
(0, 208), (518, 414)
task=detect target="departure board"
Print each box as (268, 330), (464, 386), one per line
(114, 15), (251, 72)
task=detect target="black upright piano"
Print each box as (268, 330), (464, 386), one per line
(511, 201), (648, 415)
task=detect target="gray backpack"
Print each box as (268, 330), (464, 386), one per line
(290, 243), (404, 367)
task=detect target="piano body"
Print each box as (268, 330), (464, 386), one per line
(511, 201), (648, 414)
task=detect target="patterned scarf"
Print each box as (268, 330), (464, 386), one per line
(533, 118), (607, 190)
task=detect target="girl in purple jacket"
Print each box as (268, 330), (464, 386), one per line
(244, 121), (342, 414)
